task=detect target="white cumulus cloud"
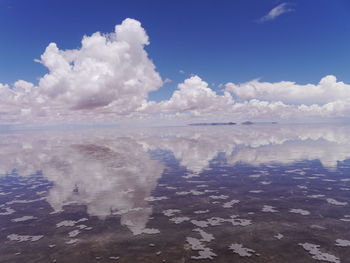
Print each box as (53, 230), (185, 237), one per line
(145, 75), (233, 116)
(225, 75), (350, 105)
(39, 18), (161, 111)
(0, 18), (162, 123)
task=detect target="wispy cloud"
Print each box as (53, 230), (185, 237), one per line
(258, 3), (294, 23)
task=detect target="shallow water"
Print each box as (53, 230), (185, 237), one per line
(1, 124), (350, 262)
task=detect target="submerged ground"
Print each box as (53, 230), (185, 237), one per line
(0, 124), (350, 263)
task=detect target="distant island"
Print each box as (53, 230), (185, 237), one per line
(189, 122), (237, 126)
(241, 121), (254, 125)
(189, 121), (278, 126)
(241, 121), (278, 125)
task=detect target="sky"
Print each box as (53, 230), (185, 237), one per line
(1, 0), (350, 125)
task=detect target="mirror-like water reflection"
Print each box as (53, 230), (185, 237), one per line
(1, 124), (350, 262)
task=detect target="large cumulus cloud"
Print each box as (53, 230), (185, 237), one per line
(0, 18), (162, 123)
(38, 18), (161, 111)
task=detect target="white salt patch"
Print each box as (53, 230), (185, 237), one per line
(194, 210), (209, 214)
(56, 218), (88, 228)
(186, 237), (217, 260)
(11, 216), (37, 222)
(175, 190), (204, 196)
(175, 191), (190, 195)
(209, 195), (229, 200)
(204, 190), (218, 193)
(7, 234), (43, 242)
(193, 228), (215, 242)
(228, 216), (252, 226)
(121, 189), (134, 194)
(141, 228), (160, 234)
(192, 248), (217, 259)
(274, 233), (284, 240)
(56, 220), (76, 227)
(144, 196), (168, 201)
(290, 209), (310, 216)
(326, 198), (347, 206)
(262, 205), (278, 213)
(307, 194), (325, 198)
(207, 217), (226, 226)
(340, 178), (350, 182)
(299, 243), (340, 263)
(187, 237), (205, 250)
(6, 197), (46, 205)
(170, 217), (190, 224)
(162, 209), (181, 217)
(191, 216), (251, 228)
(191, 190), (205, 195)
(223, 200), (240, 208)
(112, 207), (143, 215)
(310, 225), (326, 230)
(286, 169), (301, 173)
(68, 230), (80, 238)
(49, 209), (64, 214)
(191, 220), (209, 228)
(0, 207), (15, 215)
(65, 239), (78, 244)
(229, 243), (257, 257)
(182, 173), (199, 179)
(335, 239), (350, 247)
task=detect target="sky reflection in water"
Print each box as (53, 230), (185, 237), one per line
(1, 124), (350, 262)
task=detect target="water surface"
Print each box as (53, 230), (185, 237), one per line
(1, 124), (350, 262)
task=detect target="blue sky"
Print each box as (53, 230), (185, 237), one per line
(1, 0), (349, 101)
(2, 0), (350, 125)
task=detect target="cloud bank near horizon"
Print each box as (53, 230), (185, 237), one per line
(1, 18), (350, 125)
